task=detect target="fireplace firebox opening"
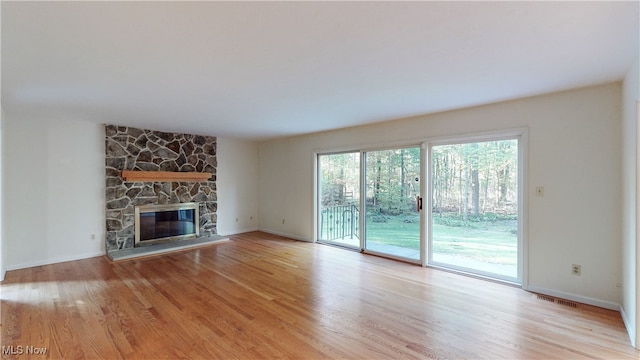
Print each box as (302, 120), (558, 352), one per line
(134, 202), (200, 247)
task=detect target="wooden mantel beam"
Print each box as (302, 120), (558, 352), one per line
(121, 170), (212, 182)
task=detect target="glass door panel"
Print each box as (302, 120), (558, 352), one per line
(364, 147), (421, 261)
(430, 139), (519, 281)
(317, 152), (360, 248)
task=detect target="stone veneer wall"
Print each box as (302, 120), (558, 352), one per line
(105, 125), (217, 252)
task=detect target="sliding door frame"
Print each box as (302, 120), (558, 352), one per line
(360, 144), (425, 264)
(424, 128), (528, 287)
(313, 128), (528, 288)
(315, 150), (363, 249)
(314, 140), (426, 264)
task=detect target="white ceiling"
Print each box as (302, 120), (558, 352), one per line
(2, 1), (638, 140)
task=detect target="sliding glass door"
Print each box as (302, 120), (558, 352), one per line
(363, 147), (422, 261)
(317, 152), (360, 248)
(429, 137), (521, 282)
(317, 134), (523, 284)
(317, 146), (423, 261)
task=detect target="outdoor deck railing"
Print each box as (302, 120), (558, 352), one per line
(319, 204), (359, 241)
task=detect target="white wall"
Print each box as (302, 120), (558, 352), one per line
(216, 137), (259, 235)
(622, 58), (639, 347)
(258, 83), (623, 308)
(0, 107), (4, 281)
(0, 0), (4, 282)
(4, 115), (105, 270)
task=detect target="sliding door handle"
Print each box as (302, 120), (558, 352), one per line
(416, 196), (423, 212)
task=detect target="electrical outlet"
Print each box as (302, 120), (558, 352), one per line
(616, 282), (622, 289)
(571, 264), (581, 276)
(91, 234), (96, 240)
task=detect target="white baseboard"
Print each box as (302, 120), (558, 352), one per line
(258, 228), (312, 242)
(6, 251), (105, 272)
(620, 305), (637, 348)
(527, 285), (620, 311)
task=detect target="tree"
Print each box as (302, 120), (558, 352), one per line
(432, 139), (518, 221)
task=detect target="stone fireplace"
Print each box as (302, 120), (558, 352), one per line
(104, 125), (217, 253)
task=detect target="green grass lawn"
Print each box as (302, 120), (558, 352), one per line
(365, 215), (517, 265)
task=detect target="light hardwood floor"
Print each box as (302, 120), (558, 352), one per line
(1, 232), (638, 359)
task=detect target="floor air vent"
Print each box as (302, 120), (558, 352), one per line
(537, 294), (555, 303)
(556, 299), (578, 308)
(536, 293), (578, 308)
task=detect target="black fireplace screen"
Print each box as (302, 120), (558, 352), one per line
(139, 209), (196, 241)
(135, 202), (200, 246)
